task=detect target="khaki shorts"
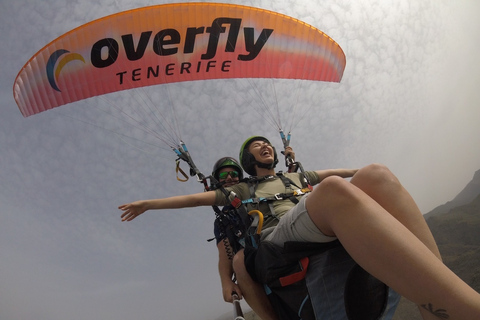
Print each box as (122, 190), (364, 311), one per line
(263, 194), (337, 246)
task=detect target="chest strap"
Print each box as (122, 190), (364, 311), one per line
(241, 187), (312, 205)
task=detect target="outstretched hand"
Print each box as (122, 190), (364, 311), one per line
(223, 282), (243, 303)
(119, 201), (147, 221)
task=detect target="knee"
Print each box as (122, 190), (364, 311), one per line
(358, 163), (392, 177)
(309, 175), (360, 210)
(316, 175), (356, 199)
(351, 163), (399, 189)
(306, 176), (362, 236)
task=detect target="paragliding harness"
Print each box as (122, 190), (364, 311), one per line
(212, 164), (314, 256)
(239, 167), (326, 320)
(206, 165), (313, 261)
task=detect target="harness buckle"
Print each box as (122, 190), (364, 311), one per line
(230, 197), (242, 208)
(274, 193), (283, 200)
(294, 189), (305, 196)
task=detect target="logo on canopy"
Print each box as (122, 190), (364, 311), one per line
(46, 49), (86, 92)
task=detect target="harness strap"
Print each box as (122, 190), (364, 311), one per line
(241, 187), (312, 205)
(227, 191), (252, 228)
(295, 162), (313, 191)
(241, 172), (312, 224)
(276, 172), (300, 204)
(279, 257), (309, 287)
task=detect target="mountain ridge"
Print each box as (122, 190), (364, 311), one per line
(424, 169), (480, 219)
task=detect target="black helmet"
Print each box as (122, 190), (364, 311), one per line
(239, 136), (278, 176)
(212, 157), (244, 180)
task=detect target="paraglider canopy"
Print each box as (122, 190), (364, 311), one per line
(13, 2), (346, 118)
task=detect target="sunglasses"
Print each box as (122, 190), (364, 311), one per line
(218, 171), (240, 179)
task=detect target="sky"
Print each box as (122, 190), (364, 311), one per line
(1, 0), (480, 319)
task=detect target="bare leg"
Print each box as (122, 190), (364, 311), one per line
(350, 164), (441, 258)
(305, 169), (480, 320)
(350, 164), (442, 319)
(232, 250), (278, 320)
